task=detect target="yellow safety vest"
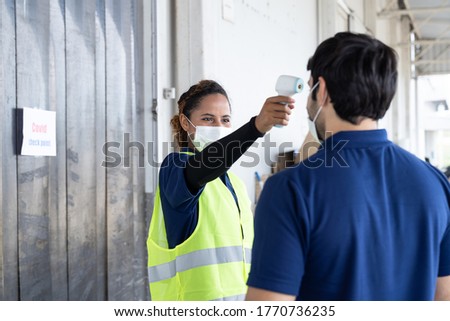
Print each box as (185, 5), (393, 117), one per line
(147, 158), (254, 301)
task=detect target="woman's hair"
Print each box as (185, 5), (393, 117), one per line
(171, 80), (230, 148)
(307, 32), (398, 124)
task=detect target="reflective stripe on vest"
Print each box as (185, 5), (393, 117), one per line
(211, 294), (246, 301)
(148, 246), (252, 283)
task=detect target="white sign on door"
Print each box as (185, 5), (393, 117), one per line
(19, 107), (56, 156)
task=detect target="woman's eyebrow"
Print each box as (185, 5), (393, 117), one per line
(199, 113), (231, 118)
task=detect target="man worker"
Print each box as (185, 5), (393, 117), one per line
(246, 32), (450, 301)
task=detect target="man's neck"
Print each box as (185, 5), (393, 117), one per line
(324, 118), (378, 140)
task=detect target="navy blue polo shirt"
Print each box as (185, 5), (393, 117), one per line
(247, 129), (450, 300)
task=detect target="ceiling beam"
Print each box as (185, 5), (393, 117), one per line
(416, 69), (450, 76)
(398, 39), (450, 47)
(379, 0), (398, 13)
(415, 25), (450, 60)
(414, 18), (450, 25)
(378, 6), (450, 19)
(413, 59), (450, 65)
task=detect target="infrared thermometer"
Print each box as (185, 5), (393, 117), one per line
(274, 75), (304, 127)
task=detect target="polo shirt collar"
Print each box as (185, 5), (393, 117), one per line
(321, 129), (389, 148)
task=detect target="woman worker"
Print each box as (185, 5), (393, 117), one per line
(147, 79), (294, 300)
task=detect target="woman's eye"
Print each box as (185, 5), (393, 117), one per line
(223, 118), (230, 123)
(202, 117), (213, 122)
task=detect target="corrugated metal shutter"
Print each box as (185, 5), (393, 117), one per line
(0, 0), (152, 300)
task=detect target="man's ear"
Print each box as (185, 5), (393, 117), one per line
(179, 114), (190, 132)
(317, 76), (329, 104)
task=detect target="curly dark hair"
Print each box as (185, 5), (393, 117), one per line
(171, 80), (230, 148)
(307, 32), (398, 125)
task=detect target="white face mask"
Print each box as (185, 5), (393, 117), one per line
(186, 117), (233, 151)
(307, 82), (324, 142)
(308, 106), (323, 142)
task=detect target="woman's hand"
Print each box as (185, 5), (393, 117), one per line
(255, 96), (295, 134)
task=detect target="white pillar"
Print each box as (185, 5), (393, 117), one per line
(318, 0), (338, 42)
(174, 0), (220, 92)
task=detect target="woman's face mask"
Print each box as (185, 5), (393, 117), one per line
(186, 117), (233, 151)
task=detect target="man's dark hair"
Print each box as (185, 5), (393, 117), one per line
(307, 32), (398, 124)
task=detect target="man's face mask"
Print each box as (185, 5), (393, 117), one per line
(307, 81), (325, 142)
(186, 117), (233, 151)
